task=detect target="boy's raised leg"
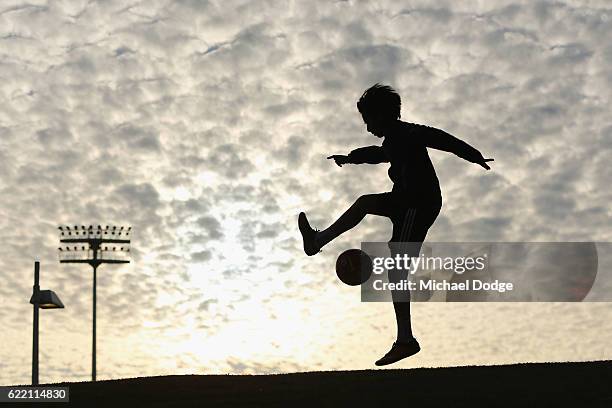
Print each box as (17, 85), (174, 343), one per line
(316, 195), (380, 248)
(299, 195), (381, 256)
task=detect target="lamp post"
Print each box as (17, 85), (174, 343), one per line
(58, 225), (131, 382)
(30, 261), (64, 385)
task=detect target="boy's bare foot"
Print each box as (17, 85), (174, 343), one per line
(298, 212), (321, 256)
(375, 339), (420, 366)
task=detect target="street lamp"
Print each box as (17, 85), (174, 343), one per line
(58, 225), (131, 382)
(30, 261), (64, 385)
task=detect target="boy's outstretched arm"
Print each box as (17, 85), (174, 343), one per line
(328, 145), (388, 167)
(412, 124), (494, 170)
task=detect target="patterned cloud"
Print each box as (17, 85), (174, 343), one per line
(1, 0), (611, 384)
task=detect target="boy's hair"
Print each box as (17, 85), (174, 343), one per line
(357, 83), (401, 120)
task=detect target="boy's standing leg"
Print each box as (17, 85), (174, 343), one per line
(375, 202), (441, 366)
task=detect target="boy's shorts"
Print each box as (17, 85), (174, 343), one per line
(367, 191), (442, 244)
(372, 191), (441, 303)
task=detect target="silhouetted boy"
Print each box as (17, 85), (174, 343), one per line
(298, 84), (493, 365)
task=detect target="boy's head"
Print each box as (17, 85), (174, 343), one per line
(357, 83), (401, 137)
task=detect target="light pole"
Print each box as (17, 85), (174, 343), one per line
(58, 225), (131, 382)
(30, 261), (64, 385)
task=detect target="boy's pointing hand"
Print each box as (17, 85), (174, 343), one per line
(478, 158), (495, 170)
(327, 155), (350, 167)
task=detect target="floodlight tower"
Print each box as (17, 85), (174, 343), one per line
(58, 225), (131, 382)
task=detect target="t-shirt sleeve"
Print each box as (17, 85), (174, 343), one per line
(407, 122), (485, 163)
(347, 145), (388, 164)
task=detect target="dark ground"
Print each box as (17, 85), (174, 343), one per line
(16, 360), (612, 407)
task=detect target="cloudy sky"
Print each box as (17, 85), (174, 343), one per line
(1, 0), (611, 385)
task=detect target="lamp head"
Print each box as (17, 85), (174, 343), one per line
(30, 289), (65, 309)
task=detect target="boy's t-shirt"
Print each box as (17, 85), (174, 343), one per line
(348, 120), (484, 205)
(383, 122), (441, 202)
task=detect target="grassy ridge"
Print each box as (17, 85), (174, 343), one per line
(20, 361), (612, 407)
